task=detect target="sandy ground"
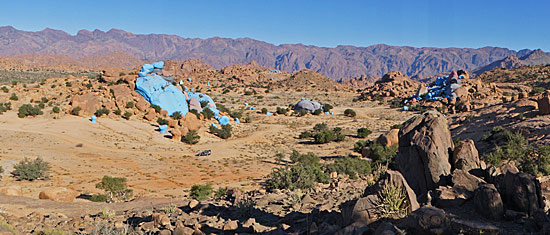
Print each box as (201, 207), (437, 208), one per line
(0, 90), (415, 216)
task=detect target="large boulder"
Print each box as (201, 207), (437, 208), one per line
(452, 169), (485, 193)
(110, 85), (133, 109)
(503, 172), (544, 216)
(452, 139), (482, 171)
(395, 111), (453, 202)
(538, 91), (550, 115)
(474, 183), (504, 220)
(364, 170), (420, 212)
(376, 129), (399, 147)
(0, 186), (23, 196)
(292, 99), (322, 113)
(188, 98), (202, 112)
(181, 113), (201, 131)
(403, 207), (448, 234)
(341, 194), (378, 226)
(39, 187), (79, 202)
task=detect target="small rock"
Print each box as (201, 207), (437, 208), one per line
(223, 220), (238, 231)
(474, 183), (504, 220)
(188, 200), (199, 209)
(158, 229), (172, 235)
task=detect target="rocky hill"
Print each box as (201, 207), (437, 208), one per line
(1, 26), (548, 79)
(473, 49), (550, 75)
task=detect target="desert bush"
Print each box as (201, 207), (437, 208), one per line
(354, 140), (372, 153)
(375, 183), (409, 219)
(344, 108), (356, 117)
(0, 102), (12, 114)
(276, 107), (288, 115)
(70, 107), (81, 116)
(368, 143), (398, 165)
(265, 151), (329, 190)
(52, 106), (60, 113)
(209, 124), (232, 139)
(243, 115), (252, 123)
(313, 109), (322, 115)
(12, 157), (50, 181)
(125, 101), (135, 108)
(9, 93), (18, 101)
(230, 110), (243, 119)
(1, 86), (8, 93)
(202, 108), (215, 120)
(322, 103), (333, 112)
(296, 109), (308, 117)
(313, 127), (345, 144)
(190, 183), (213, 200)
(261, 107), (268, 114)
(182, 130), (200, 144)
(18, 104), (43, 118)
(172, 111), (182, 120)
(189, 109), (200, 119)
(33, 228), (72, 235)
(114, 109), (121, 115)
(357, 127), (372, 138)
(95, 176), (133, 202)
(214, 187), (227, 199)
(65, 81), (72, 87)
(325, 157), (372, 179)
(482, 127), (550, 176)
(89, 194), (109, 202)
(391, 124), (403, 129)
(94, 108), (109, 117)
(122, 111), (132, 120)
(157, 117), (169, 125)
(151, 104), (161, 113)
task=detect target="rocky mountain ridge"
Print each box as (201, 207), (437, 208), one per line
(1, 26), (548, 79)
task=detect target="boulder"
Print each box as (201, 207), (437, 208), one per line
(404, 207), (448, 234)
(188, 98), (201, 112)
(474, 183), (504, 220)
(110, 85), (133, 109)
(396, 111), (453, 202)
(144, 111), (157, 121)
(431, 186), (470, 208)
(376, 129), (399, 147)
(181, 113), (201, 131)
(38, 187), (79, 202)
(341, 194), (378, 226)
(168, 119), (178, 128)
(503, 172), (544, 216)
(538, 92), (550, 115)
(171, 128), (182, 141)
(223, 220), (239, 231)
(416, 86), (428, 97)
(452, 169), (485, 192)
(364, 170), (420, 212)
(373, 222), (403, 235)
(136, 98), (149, 112)
(452, 139), (482, 171)
(0, 186), (23, 196)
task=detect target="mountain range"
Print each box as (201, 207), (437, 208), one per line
(0, 26), (548, 79)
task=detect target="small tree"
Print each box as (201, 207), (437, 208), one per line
(357, 127), (372, 138)
(157, 117), (169, 125)
(12, 157), (51, 181)
(95, 175), (132, 202)
(70, 107), (81, 116)
(209, 124), (232, 139)
(125, 101), (135, 109)
(344, 109), (357, 117)
(18, 104), (43, 118)
(52, 106), (60, 113)
(261, 108), (268, 114)
(313, 109), (322, 115)
(190, 183), (213, 200)
(123, 111), (132, 120)
(172, 111), (182, 120)
(9, 93), (18, 101)
(182, 130), (200, 144)
(202, 108), (215, 120)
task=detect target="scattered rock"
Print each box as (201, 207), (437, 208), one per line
(188, 200), (199, 210)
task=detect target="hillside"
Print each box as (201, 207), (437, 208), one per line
(0, 26), (548, 79)
(473, 49), (550, 75)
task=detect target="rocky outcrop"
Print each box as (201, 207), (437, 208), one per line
(538, 91), (550, 115)
(452, 139), (482, 171)
(396, 111), (453, 201)
(70, 93), (100, 116)
(38, 187), (79, 202)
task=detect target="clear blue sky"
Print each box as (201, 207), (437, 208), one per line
(2, 0), (549, 51)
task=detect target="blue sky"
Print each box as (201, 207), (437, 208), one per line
(2, 0), (549, 51)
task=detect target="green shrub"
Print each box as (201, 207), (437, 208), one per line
(190, 184), (213, 200)
(65, 81), (72, 87)
(12, 157), (51, 181)
(244, 91), (253, 96)
(89, 194), (109, 202)
(357, 127), (372, 138)
(200, 101), (210, 108)
(313, 109), (322, 115)
(230, 110), (243, 119)
(9, 93), (18, 101)
(531, 87), (546, 95)
(299, 131), (313, 139)
(276, 107), (288, 115)
(368, 143), (398, 165)
(209, 124), (232, 139)
(391, 124), (402, 129)
(172, 111), (182, 120)
(123, 112), (132, 120)
(325, 157), (372, 179)
(182, 130), (200, 144)
(95, 175), (133, 202)
(261, 108), (268, 114)
(52, 106), (60, 114)
(151, 104), (161, 113)
(189, 109), (201, 119)
(114, 109), (121, 115)
(214, 187), (228, 199)
(344, 109), (357, 117)
(157, 117), (169, 125)
(322, 103), (333, 112)
(354, 140), (372, 153)
(119, 72), (126, 76)
(265, 151), (329, 190)
(202, 108), (215, 120)
(94, 108), (109, 117)
(313, 127), (345, 144)
(243, 115), (252, 123)
(85, 83), (92, 88)
(125, 101), (135, 108)
(18, 104), (43, 118)
(0, 86), (8, 93)
(374, 183), (409, 219)
(70, 107), (81, 116)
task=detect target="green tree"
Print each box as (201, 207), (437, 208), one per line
(95, 176), (132, 202)
(12, 157), (51, 181)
